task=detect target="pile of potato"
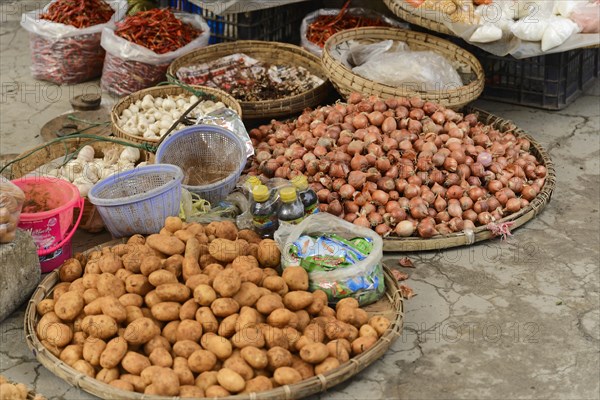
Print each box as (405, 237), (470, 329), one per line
(35, 218), (391, 397)
(0, 375), (46, 400)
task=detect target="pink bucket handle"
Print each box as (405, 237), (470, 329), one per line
(37, 197), (85, 257)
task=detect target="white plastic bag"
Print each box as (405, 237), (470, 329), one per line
(542, 15), (581, 50)
(511, 17), (550, 41)
(470, 24), (504, 43)
(569, 1), (600, 32)
(300, 8), (406, 57)
(20, 0), (127, 84)
(276, 213), (385, 306)
(100, 12), (210, 96)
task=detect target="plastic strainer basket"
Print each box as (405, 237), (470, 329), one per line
(88, 164), (183, 238)
(156, 125), (247, 204)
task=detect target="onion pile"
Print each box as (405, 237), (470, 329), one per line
(246, 93), (547, 238)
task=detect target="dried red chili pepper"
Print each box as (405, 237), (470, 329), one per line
(41, 0), (114, 29)
(101, 53), (170, 97)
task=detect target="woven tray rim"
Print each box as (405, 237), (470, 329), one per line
(321, 26), (484, 109)
(382, 107), (556, 252)
(167, 40), (332, 119)
(24, 241), (404, 400)
(383, 0), (455, 35)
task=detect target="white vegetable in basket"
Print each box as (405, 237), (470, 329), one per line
(99, 165), (118, 180)
(162, 98), (176, 112)
(73, 177), (94, 197)
(141, 94), (154, 110)
(76, 145), (95, 163)
(63, 160), (84, 182)
(119, 147), (140, 163)
(103, 147), (120, 166)
(82, 163), (100, 183)
(143, 130), (158, 139)
(541, 16), (580, 51)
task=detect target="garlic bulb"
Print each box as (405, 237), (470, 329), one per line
(73, 177), (94, 197)
(119, 147), (140, 163)
(103, 147), (120, 166)
(76, 145), (95, 163)
(63, 160), (84, 181)
(99, 166), (117, 180)
(82, 163), (100, 183)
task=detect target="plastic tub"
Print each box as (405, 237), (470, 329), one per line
(155, 125), (247, 204)
(88, 164), (183, 238)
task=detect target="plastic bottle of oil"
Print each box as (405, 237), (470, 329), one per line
(250, 185), (279, 238)
(277, 186), (305, 226)
(291, 175), (319, 216)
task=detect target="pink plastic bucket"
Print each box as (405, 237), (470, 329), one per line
(12, 177), (84, 273)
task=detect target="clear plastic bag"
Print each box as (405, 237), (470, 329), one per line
(20, 0), (127, 84)
(569, 1), (600, 33)
(0, 177), (26, 244)
(276, 213), (385, 306)
(542, 16), (581, 51)
(300, 8), (407, 57)
(100, 12), (210, 96)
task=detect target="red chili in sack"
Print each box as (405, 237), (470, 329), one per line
(41, 0), (114, 28)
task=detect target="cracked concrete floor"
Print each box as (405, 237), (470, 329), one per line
(1, 1), (599, 399)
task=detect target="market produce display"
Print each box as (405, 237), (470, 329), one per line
(247, 93), (548, 238)
(40, 0), (115, 28)
(31, 217), (393, 397)
(0, 375), (46, 400)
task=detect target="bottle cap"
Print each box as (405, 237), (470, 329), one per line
(252, 185), (270, 202)
(279, 186), (297, 203)
(246, 176), (261, 188)
(291, 175), (308, 190)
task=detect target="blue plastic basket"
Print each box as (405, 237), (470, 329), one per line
(88, 164), (183, 238)
(155, 125), (247, 204)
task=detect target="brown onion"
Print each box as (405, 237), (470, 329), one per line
(372, 190), (389, 206)
(459, 196), (473, 211)
(477, 212), (493, 225)
(395, 220), (415, 237)
(446, 185), (464, 199)
(354, 216), (370, 228)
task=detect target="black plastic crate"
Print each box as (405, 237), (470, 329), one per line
(169, 0), (321, 44)
(468, 46), (599, 110)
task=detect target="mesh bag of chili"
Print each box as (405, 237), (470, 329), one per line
(20, 0), (128, 85)
(100, 10), (210, 97)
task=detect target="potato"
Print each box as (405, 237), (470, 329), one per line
(155, 283), (191, 303)
(153, 367), (180, 396)
(294, 310), (311, 332)
(326, 340), (350, 363)
(84, 259), (101, 275)
(173, 356), (195, 386)
(267, 346), (292, 370)
(316, 357), (341, 375)
(336, 297), (359, 310)
(179, 299), (199, 321)
(72, 359), (95, 378)
(274, 366), (302, 385)
(146, 270), (175, 287)
(232, 282), (262, 307)
(237, 229), (261, 244)
(182, 238), (202, 280)
(163, 216), (182, 233)
(369, 316), (391, 337)
(37, 312), (60, 337)
(99, 337), (128, 369)
(185, 273), (211, 290)
(41, 339), (62, 357)
(300, 342), (329, 364)
(54, 291), (84, 321)
(83, 289), (100, 305)
(283, 291), (313, 311)
(195, 307), (219, 334)
(267, 308), (298, 329)
(180, 385), (204, 398)
(116, 269), (135, 284)
(124, 317), (160, 345)
(336, 306), (356, 326)
(243, 375), (272, 393)
(193, 284), (216, 306)
(231, 255), (259, 272)
(195, 371), (218, 391)
(37, 299), (55, 316)
(205, 385), (231, 398)
(240, 268), (263, 285)
(217, 368), (245, 393)
(260, 325), (288, 349)
(213, 269), (242, 297)
(319, 306), (336, 318)
(109, 379), (134, 391)
(257, 239), (280, 268)
(203, 333), (232, 360)
(203, 263), (224, 279)
(139, 256), (162, 276)
(246, 243), (259, 260)
(306, 290), (328, 315)
(146, 234), (185, 256)
(185, 222), (204, 235)
(82, 274), (100, 289)
(223, 356), (253, 381)
(176, 319), (203, 342)
(120, 374), (147, 393)
(151, 302), (181, 321)
(127, 234), (145, 245)
(162, 321), (180, 344)
(170, 339), (198, 359)
(256, 294), (284, 315)
(294, 335), (315, 352)
(281, 266), (309, 291)
(199, 254), (219, 268)
(351, 335), (377, 355)
(59, 258), (83, 282)
(121, 351), (151, 375)
(188, 349), (217, 373)
(97, 273), (126, 298)
(60, 344), (83, 367)
(211, 298), (240, 318)
(144, 291), (162, 308)
(149, 347), (173, 368)
(212, 221), (237, 240)
(282, 327), (301, 349)
(359, 324), (379, 338)
(208, 239), (247, 263)
(98, 253), (123, 274)
(237, 306), (260, 331)
(143, 335), (171, 356)
(291, 355), (315, 380)
(174, 229), (195, 243)
(83, 338), (106, 366)
(73, 331), (87, 345)
(83, 297), (104, 315)
(68, 278), (85, 294)
(96, 367), (119, 384)
(164, 254), (184, 278)
(240, 346), (268, 370)
(261, 276), (287, 295)
(232, 326), (265, 349)
(100, 296), (127, 323)
(354, 308), (369, 327)
(43, 321), (73, 347)
(141, 365), (163, 385)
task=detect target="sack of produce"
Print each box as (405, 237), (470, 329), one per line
(277, 213), (385, 306)
(20, 0), (127, 84)
(300, 6), (405, 57)
(0, 177), (25, 244)
(100, 9), (210, 96)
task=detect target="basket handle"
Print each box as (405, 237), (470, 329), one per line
(37, 198), (85, 257)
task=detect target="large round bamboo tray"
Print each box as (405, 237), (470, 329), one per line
(322, 27), (484, 109)
(111, 84), (243, 147)
(383, 0), (454, 36)
(9, 138), (153, 233)
(383, 107), (555, 252)
(24, 241), (403, 400)
(167, 41), (332, 120)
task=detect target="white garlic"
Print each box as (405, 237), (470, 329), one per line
(159, 118), (173, 130)
(176, 98), (187, 109)
(119, 147), (140, 163)
(76, 145), (95, 163)
(162, 98), (176, 112)
(143, 130), (157, 139)
(122, 109), (133, 118)
(189, 95), (199, 104)
(149, 122), (160, 134)
(99, 166), (117, 180)
(82, 163), (100, 183)
(137, 161), (148, 168)
(155, 97), (163, 108)
(73, 177), (94, 197)
(129, 104), (139, 113)
(159, 128), (168, 137)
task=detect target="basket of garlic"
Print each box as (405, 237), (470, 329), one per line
(111, 84), (243, 145)
(8, 138), (152, 233)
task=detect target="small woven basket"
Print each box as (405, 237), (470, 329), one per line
(383, 0), (455, 36)
(167, 40), (332, 120)
(322, 27), (484, 109)
(87, 164), (183, 238)
(155, 125), (247, 204)
(111, 84), (243, 147)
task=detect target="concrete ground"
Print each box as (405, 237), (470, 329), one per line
(1, 1), (599, 399)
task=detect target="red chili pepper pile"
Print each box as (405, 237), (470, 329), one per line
(307, 0), (391, 48)
(40, 0), (114, 28)
(101, 53), (170, 96)
(115, 8), (202, 54)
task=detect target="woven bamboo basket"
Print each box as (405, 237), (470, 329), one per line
(111, 84), (243, 146)
(167, 41), (332, 120)
(383, 107), (555, 252)
(383, 0), (455, 35)
(9, 138), (153, 233)
(24, 240), (403, 400)
(321, 27), (484, 109)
